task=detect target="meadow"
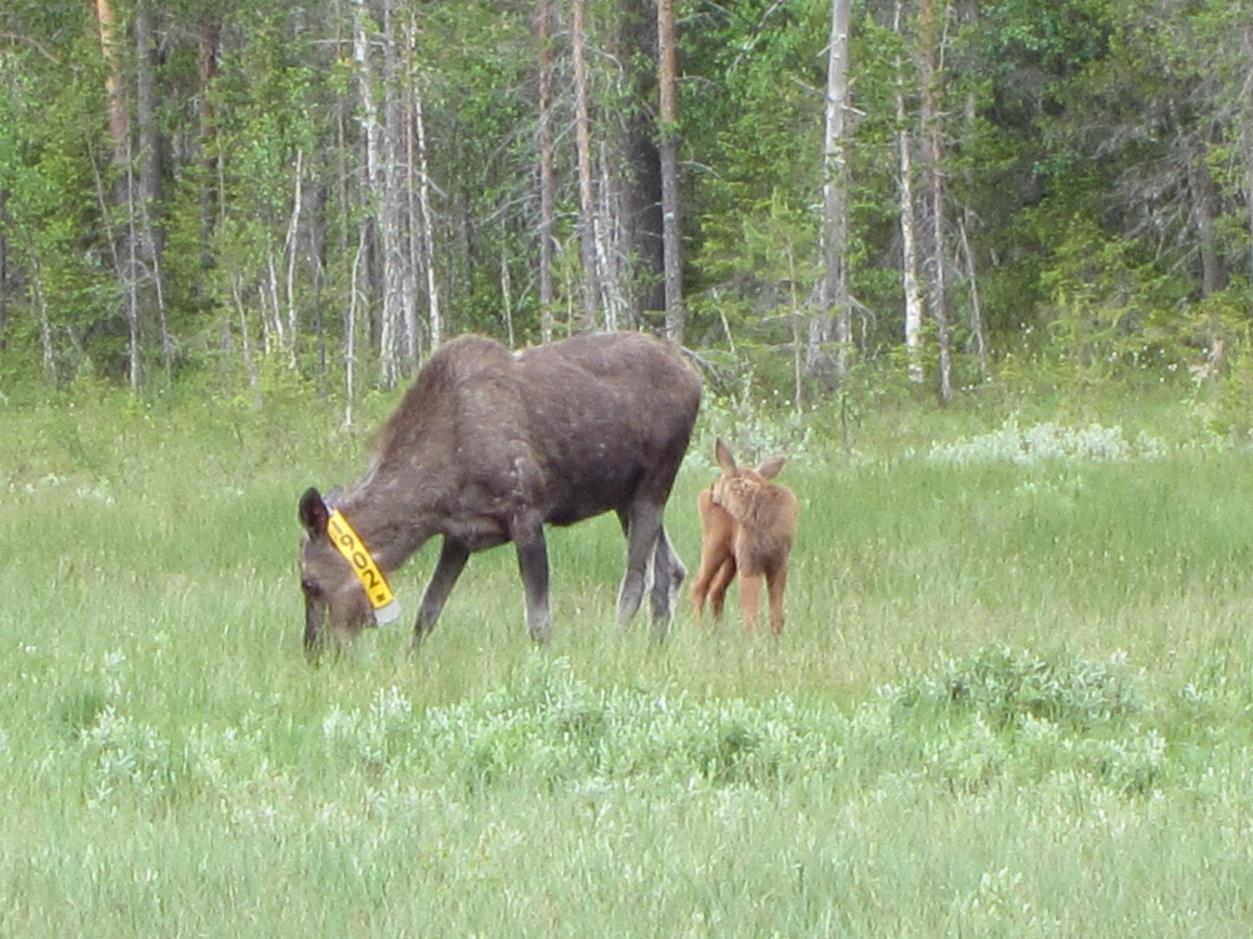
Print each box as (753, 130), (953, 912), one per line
(1, 379), (1251, 936)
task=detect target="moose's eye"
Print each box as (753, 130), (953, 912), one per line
(301, 578), (321, 598)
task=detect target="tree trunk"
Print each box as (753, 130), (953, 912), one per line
(197, 15), (219, 264)
(380, 0), (407, 380)
(919, 0), (951, 404)
(95, 0), (142, 391)
(620, 0), (664, 324)
(957, 212), (987, 380)
(345, 228), (367, 428)
(959, 91), (988, 381)
(414, 75), (441, 349)
(134, 0), (172, 383)
(403, 17), (422, 366)
(0, 188), (7, 353)
(96, 0), (128, 160)
(1189, 144), (1227, 297)
(29, 254), (56, 383)
(657, 0), (683, 343)
(537, 0), (557, 343)
(501, 223), (515, 346)
(596, 141), (625, 329)
(572, 0), (599, 331)
(811, 0), (851, 383)
(1244, 20), (1253, 297)
(895, 0), (923, 384)
(282, 148), (304, 364)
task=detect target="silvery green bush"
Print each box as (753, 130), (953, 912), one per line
(928, 417), (1167, 467)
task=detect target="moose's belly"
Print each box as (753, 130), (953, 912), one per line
(545, 466), (642, 527)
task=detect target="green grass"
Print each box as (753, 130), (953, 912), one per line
(2, 387), (1252, 936)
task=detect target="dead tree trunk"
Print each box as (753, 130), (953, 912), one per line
(919, 0), (951, 403)
(134, 0), (172, 382)
(95, 0), (142, 391)
(959, 91), (988, 381)
(197, 15), (219, 266)
(572, 0), (599, 331)
(402, 17), (422, 366)
(536, 0), (557, 343)
(895, 0), (923, 384)
(811, 0), (852, 384)
(380, 0), (408, 379)
(657, 0), (683, 343)
(0, 189), (6, 354)
(413, 74), (440, 349)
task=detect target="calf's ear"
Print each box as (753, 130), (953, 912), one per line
(756, 457), (786, 480)
(298, 487), (331, 538)
(714, 438), (737, 473)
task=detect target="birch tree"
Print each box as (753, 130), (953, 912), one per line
(894, 0), (924, 383)
(657, 0), (683, 343)
(536, 0), (556, 342)
(572, 0), (599, 331)
(919, 0), (951, 403)
(94, 0), (142, 391)
(812, 0), (851, 382)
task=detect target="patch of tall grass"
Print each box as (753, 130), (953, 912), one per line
(2, 386), (1251, 935)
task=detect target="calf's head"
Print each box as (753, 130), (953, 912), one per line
(297, 486), (374, 649)
(711, 438), (786, 518)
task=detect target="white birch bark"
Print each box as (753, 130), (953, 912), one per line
(657, 0), (684, 342)
(413, 75), (440, 349)
(572, 0), (599, 331)
(895, 1), (924, 384)
(812, 0), (852, 380)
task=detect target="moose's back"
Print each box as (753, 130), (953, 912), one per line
(513, 333), (701, 525)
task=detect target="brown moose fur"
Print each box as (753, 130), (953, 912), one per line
(298, 332), (701, 654)
(690, 439), (797, 635)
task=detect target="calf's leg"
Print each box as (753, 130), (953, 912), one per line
(766, 561), (788, 636)
(738, 570), (762, 634)
(707, 555), (736, 619)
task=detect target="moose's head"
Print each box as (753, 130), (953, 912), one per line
(297, 486), (375, 651)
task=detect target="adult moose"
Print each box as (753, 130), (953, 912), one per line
(297, 332), (701, 654)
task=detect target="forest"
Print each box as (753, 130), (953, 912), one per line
(2, 0), (1251, 411)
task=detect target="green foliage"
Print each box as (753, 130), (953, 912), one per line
(889, 646), (1145, 729)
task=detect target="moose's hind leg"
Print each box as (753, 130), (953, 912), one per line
(615, 501), (664, 631)
(511, 511), (552, 644)
(648, 526), (685, 638)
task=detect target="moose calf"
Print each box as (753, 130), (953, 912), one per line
(690, 439), (797, 635)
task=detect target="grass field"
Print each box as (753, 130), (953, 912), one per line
(2, 385), (1252, 936)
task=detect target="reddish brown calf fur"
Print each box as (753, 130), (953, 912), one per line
(690, 439), (798, 635)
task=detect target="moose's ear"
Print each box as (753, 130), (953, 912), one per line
(298, 487), (331, 538)
(756, 457), (786, 480)
(714, 438), (737, 473)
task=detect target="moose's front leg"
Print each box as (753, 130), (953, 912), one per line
(412, 537), (470, 649)
(511, 512), (552, 644)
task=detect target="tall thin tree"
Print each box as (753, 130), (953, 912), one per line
(537, 0), (556, 342)
(919, 0), (951, 403)
(572, 0), (599, 331)
(657, 0), (683, 343)
(895, 0), (924, 384)
(812, 0), (851, 382)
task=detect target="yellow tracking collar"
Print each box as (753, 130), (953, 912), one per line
(326, 509), (400, 624)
